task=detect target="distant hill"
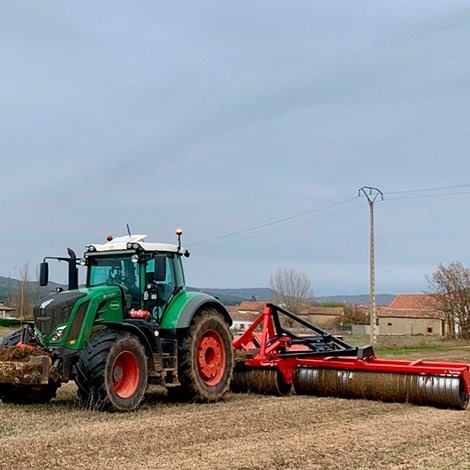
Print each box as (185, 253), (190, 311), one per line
(0, 275), (395, 308)
(189, 287), (395, 306)
(0, 276), (65, 305)
(187, 287), (276, 305)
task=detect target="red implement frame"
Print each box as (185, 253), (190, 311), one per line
(233, 304), (470, 393)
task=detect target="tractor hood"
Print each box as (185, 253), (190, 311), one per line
(34, 290), (87, 336)
(33, 286), (122, 337)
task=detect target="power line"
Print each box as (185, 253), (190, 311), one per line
(192, 203), (363, 254)
(387, 184), (470, 195)
(385, 190), (470, 202)
(187, 183), (470, 252)
(187, 196), (356, 247)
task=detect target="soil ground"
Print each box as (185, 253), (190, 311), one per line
(1, 346), (470, 469)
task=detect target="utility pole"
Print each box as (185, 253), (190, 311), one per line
(358, 186), (383, 346)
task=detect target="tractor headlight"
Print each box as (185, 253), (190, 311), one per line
(51, 325), (67, 342)
(87, 245), (96, 252)
(126, 242), (141, 250)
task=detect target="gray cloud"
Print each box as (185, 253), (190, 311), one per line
(2, 1), (470, 294)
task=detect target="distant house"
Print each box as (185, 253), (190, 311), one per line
(235, 301), (343, 329)
(387, 294), (437, 310)
(297, 306), (344, 329)
(238, 301), (269, 314)
(377, 294), (444, 336)
(228, 307), (259, 333)
(0, 303), (16, 319)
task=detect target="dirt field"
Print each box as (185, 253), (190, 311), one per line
(1, 347), (470, 470)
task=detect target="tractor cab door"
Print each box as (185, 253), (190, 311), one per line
(143, 253), (184, 318)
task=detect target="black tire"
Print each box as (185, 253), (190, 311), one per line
(173, 308), (233, 402)
(0, 381), (59, 404)
(75, 329), (148, 411)
(0, 330), (59, 404)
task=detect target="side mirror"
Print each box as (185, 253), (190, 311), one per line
(39, 262), (49, 286)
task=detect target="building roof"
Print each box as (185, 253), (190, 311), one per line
(230, 311), (260, 322)
(388, 294), (436, 309)
(227, 306), (259, 322)
(377, 307), (444, 320)
(238, 301), (268, 312)
(0, 305), (15, 312)
(380, 294), (442, 320)
(237, 301), (343, 316)
(298, 306), (343, 316)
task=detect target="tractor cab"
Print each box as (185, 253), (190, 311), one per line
(34, 231), (193, 349)
(83, 234), (188, 319)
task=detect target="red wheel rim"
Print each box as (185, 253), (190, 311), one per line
(197, 330), (226, 386)
(111, 351), (140, 398)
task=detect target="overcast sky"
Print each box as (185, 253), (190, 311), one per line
(2, 1), (470, 295)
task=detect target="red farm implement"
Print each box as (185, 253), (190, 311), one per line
(231, 304), (470, 409)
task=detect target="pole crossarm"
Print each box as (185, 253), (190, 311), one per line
(358, 186), (384, 203)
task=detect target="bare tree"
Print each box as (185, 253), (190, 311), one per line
(13, 262), (32, 320)
(427, 261), (470, 339)
(339, 304), (369, 326)
(270, 268), (313, 314)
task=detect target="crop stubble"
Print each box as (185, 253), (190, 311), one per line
(0, 348), (469, 469)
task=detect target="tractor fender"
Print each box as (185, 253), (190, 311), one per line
(176, 294), (232, 329)
(99, 321), (157, 360)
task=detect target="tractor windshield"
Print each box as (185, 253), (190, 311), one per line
(87, 256), (140, 304)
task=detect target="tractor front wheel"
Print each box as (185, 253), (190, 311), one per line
(75, 330), (148, 411)
(0, 381), (59, 404)
(174, 309), (233, 402)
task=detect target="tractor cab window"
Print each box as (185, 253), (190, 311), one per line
(145, 254), (175, 305)
(88, 256), (140, 306)
(173, 256), (185, 288)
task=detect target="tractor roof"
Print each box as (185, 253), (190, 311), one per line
(86, 234), (181, 254)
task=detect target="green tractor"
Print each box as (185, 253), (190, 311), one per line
(0, 231), (233, 411)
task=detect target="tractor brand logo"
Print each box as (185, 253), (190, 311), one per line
(40, 299), (54, 310)
(110, 301), (120, 311)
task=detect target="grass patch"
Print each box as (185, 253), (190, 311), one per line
(375, 344), (451, 356)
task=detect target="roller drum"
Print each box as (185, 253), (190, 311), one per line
(293, 367), (469, 409)
(231, 367), (291, 395)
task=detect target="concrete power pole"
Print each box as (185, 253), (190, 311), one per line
(358, 186), (383, 346)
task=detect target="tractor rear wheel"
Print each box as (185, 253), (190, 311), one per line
(173, 309), (233, 402)
(75, 329), (148, 411)
(0, 330), (59, 404)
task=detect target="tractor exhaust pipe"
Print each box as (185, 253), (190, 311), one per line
(67, 248), (78, 290)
